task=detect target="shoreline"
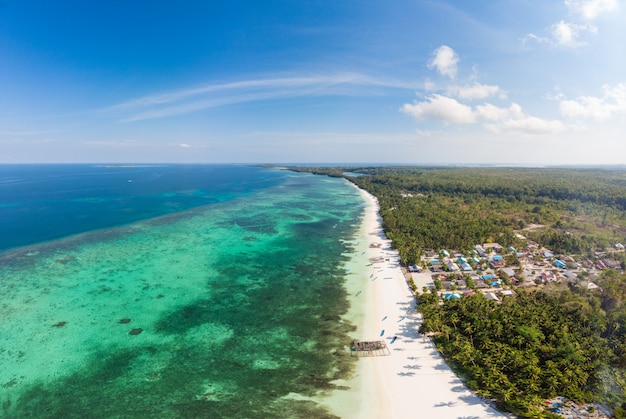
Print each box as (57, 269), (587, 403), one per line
(323, 181), (510, 418)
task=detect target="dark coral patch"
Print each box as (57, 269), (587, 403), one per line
(129, 328), (143, 335)
(51, 321), (67, 327)
(119, 318), (131, 324)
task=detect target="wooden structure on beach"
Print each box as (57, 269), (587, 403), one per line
(351, 340), (390, 357)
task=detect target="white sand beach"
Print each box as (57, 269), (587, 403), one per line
(326, 184), (509, 419)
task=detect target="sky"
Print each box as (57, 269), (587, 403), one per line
(1, 0), (625, 165)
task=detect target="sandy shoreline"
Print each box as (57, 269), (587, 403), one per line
(324, 183), (509, 419)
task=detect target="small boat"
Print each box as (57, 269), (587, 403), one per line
(380, 329), (385, 336)
(390, 336), (397, 344)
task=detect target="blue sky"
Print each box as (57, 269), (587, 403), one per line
(1, 0), (625, 164)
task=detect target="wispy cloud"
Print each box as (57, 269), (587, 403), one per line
(524, 0), (618, 48)
(565, 0), (619, 19)
(526, 21), (597, 48)
(105, 74), (418, 122)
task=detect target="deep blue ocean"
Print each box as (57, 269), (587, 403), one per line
(0, 164), (365, 418)
(0, 164), (284, 252)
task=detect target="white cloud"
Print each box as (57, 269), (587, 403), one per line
(401, 94), (476, 124)
(447, 83), (503, 100)
(565, 0), (619, 19)
(402, 96), (567, 135)
(179, 143), (192, 148)
(560, 83), (626, 120)
(427, 46), (459, 79)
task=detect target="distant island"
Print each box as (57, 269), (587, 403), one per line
(285, 165), (626, 419)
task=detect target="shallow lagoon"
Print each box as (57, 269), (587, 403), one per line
(0, 167), (365, 418)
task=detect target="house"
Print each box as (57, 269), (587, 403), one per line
(486, 292), (500, 301)
(440, 249), (450, 257)
(447, 261), (460, 271)
(489, 255), (505, 268)
(542, 251), (554, 259)
(408, 265), (422, 272)
(499, 290), (515, 297)
(502, 268), (516, 278)
(538, 271), (557, 283)
(483, 243), (503, 253)
(460, 262), (472, 271)
(563, 271), (578, 281)
(596, 260), (607, 270)
(440, 280), (453, 290)
(603, 259), (621, 269)
(457, 256), (467, 263)
(475, 245), (486, 257)
(615, 243), (625, 250)
(554, 260), (567, 269)
(579, 281), (601, 291)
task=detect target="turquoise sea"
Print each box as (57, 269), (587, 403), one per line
(0, 165), (366, 418)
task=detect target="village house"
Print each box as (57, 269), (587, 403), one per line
(489, 255), (506, 269)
